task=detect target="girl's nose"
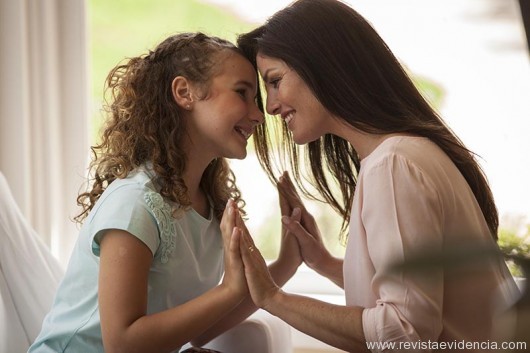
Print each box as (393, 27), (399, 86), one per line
(250, 104), (264, 125)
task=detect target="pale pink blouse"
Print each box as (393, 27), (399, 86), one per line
(343, 136), (518, 352)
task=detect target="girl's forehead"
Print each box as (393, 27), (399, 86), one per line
(214, 52), (257, 85)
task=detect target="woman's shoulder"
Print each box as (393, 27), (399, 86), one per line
(363, 135), (448, 171)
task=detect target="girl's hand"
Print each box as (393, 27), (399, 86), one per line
(219, 200), (247, 299)
(277, 172), (334, 273)
(220, 199), (236, 252)
(238, 228), (280, 310)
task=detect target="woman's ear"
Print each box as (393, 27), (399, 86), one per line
(171, 76), (193, 110)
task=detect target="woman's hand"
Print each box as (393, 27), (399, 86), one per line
(219, 199), (247, 299)
(277, 172), (334, 274)
(277, 173), (303, 271)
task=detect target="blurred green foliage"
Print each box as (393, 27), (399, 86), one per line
(413, 74), (445, 109)
(498, 225), (530, 277)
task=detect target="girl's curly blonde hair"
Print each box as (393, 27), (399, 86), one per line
(75, 32), (245, 223)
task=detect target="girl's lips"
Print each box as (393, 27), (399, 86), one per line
(235, 126), (251, 140)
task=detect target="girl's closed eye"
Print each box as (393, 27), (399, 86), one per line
(236, 88), (247, 99)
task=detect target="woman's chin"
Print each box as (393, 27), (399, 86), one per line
(292, 132), (320, 145)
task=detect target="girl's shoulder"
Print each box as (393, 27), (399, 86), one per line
(85, 168), (172, 259)
(88, 168), (164, 220)
(102, 168), (159, 199)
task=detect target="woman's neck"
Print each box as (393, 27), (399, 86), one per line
(335, 122), (410, 160)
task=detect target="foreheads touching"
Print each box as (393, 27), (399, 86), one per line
(101, 32), (259, 165)
(237, 0), (414, 132)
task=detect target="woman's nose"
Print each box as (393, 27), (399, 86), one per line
(265, 93), (280, 116)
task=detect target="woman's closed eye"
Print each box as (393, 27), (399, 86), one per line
(268, 77), (281, 89)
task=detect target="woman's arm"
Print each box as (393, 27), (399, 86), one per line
(98, 202), (246, 353)
(238, 228), (369, 353)
(190, 256), (300, 347)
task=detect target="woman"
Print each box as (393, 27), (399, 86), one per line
(235, 0), (519, 352)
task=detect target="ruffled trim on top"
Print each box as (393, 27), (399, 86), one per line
(144, 191), (176, 263)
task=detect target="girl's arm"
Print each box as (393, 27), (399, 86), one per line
(98, 202), (246, 353)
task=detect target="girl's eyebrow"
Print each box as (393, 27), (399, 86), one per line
(236, 80), (255, 89)
(236, 79), (258, 95)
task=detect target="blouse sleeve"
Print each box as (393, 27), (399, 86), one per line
(87, 183), (161, 258)
(360, 154), (445, 352)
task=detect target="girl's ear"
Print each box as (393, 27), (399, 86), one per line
(171, 76), (194, 110)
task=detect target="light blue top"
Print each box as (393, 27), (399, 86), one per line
(28, 169), (224, 353)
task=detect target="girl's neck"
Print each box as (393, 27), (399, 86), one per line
(182, 153), (212, 219)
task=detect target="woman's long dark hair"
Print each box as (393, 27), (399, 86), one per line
(238, 0), (498, 240)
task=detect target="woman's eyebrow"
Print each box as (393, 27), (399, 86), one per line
(261, 69), (273, 83)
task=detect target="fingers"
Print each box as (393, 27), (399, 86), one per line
(281, 207), (301, 240)
(239, 224), (256, 252)
(239, 225), (266, 268)
(229, 227), (242, 260)
(235, 211), (251, 237)
(277, 171), (304, 211)
(220, 199), (236, 234)
(291, 207), (301, 222)
(281, 215), (313, 246)
(277, 178), (292, 222)
(223, 203), (256, 256)
(278, 185), (292, 218)
(282, 171), (297, 192)
(227, 227), (243, 272)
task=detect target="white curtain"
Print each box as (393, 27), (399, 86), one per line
(0, 0), (89, 267)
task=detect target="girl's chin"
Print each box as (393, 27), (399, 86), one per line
(229, 148), (248, 160)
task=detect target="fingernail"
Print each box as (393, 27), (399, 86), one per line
(292, 207), (301, 217)
(228, 206), (233, 215)
(281, 216), (291, 224)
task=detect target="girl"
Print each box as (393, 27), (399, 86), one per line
(235, 1), (520, 352)
(28, 32), (286, 353)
